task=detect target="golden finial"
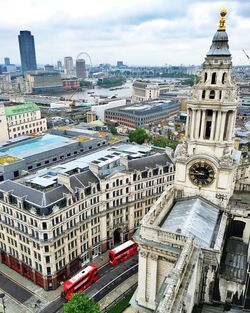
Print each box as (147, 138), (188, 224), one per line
(218, 8), (227, 31)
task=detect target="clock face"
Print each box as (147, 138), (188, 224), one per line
(189, 161), (215, 186)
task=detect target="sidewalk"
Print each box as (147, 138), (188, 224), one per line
(0, 252), (110, 312)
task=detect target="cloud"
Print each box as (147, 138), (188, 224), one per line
(0, 0), (250, 66)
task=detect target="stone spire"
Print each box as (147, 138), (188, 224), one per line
(207, 8), (231, 57)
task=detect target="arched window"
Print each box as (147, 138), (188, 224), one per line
(219, 90), (222, 100)
(211, 72), (217, 84)
(204, 72), (207, 82)
(202, 90), (206, 99)
(222, 72), (227, 84)
(209, 90), (215, 99)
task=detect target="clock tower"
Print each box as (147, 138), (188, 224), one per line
(175, 9), (238, 208)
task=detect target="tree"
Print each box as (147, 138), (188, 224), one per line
(151, 136), (180, 150)
(63, 293), (100, 313)
(151, 136), (168, 148)
(129, 128), (149, 144)
(109, 126), (118, 135)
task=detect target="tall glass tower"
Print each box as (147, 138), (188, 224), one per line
(18, 30), (37, 72)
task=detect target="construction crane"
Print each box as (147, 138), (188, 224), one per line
(243, 49), (250, 61)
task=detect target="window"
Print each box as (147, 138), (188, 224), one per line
(42, 222), (47, 230)
(222, 72), (227, 84)
(211, 72), (217, 84)
(209, 90), (215, 99)
(202, 90), (206, 99)
(204, 72), (207, 82)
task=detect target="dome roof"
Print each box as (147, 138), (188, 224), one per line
(207, 30), (231, 56)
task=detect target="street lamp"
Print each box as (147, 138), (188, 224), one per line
(0, 293), (5, 313)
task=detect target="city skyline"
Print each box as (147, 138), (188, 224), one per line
(0, 1), (250, 66)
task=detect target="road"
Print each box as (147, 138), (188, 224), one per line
(40, 255), (138, 313)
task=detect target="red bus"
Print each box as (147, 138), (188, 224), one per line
(62, 264), (99, 300)
(109, 240), (138, 266)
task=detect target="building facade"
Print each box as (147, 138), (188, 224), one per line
(62, 79), (80, 91)
(132, 80), (171, 102)
(131, 9), (250, 313)
(0, 145), (175, 290)
(18, 31), (37, 73)
(3, 102), (47, 139)
(25, 72), (64, 94)
(64, 57), (74, 77)
(76, 59), (87, 79)
(105, 101), (180, 128)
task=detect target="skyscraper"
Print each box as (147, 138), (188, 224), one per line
(18, 30), (37, 73)
(76, 59), (86, 79)
(4, 57), (10, 66)
(64, 56), (74, 76)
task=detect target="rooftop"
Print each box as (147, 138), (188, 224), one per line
(160, 198), (220, 248)
(4, 102), (39, 116)
(106, 100), (180, 116)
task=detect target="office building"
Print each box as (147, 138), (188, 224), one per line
(105, 100), (180, 128)
(0, 102), (47, 141)
(76, 59), (86, 79)
(131, 9), (250, 312)
(0, 142), (175, 290)
(4, 57), (10, 66)
(18, 30), (37, 72)
(64, 56), (74, 76)
(25, 72), (63, 94)
(132, 80), (172, 102)
(44, 64), (54, 72)
(62, 79), (80, 90)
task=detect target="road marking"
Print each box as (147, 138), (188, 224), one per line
(91, 264), (138, 298)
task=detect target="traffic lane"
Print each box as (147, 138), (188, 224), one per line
(86, 256), (138, 298)
(39, 297), (65, 313)
(0, 272), (33, 303)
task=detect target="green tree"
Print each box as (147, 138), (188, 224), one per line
(151, 136), (168, 148)
(151, 136), (180, 150)
(129, 128), (149, 144)
(63, 293), (100, 313)
(109, 126), (118, 135)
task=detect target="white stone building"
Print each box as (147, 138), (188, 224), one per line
(131, 9), (250, 313)
(3, 102), (47, 139)
(0, 144), (175, 290)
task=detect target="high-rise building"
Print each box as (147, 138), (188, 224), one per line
(4, 57), (10, 66)
(57, 60), (62, 71)
(64, 56), (74, 76)
(76, 59), (86, 79)
(18, 30), (37, 73)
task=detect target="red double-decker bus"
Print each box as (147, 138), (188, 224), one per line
(62, 264), (99, 300)
(109, 240), (138, 266)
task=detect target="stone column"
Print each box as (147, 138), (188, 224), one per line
(185, 109), (190, 137)
(219, 112), (226, 141)
(137, 250), (147, 304)
(200, 109), (206, 140)
(194, 109), (201, 139)
(148, 253), (158, 309)
(209, 110), (216, 141)
(215, 111), (222, 141)
(228, 111), (236, 140)
(190, 109), (196, 140)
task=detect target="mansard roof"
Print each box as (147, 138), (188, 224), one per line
(0, 180), (69, 210)
(128, 153), (172, 171)
(69, 170), (99, 189)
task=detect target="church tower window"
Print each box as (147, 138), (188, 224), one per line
(204, 72), (208, 82)
(202, 90), (206, 99)
(222, 72), (227, 84)
(209, 90), (215, 99)
(211, 72), (217, 84)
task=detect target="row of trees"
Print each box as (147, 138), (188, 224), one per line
(128, 128), (179, 149)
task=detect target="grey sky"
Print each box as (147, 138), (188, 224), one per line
(1, 0), (250, 66)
